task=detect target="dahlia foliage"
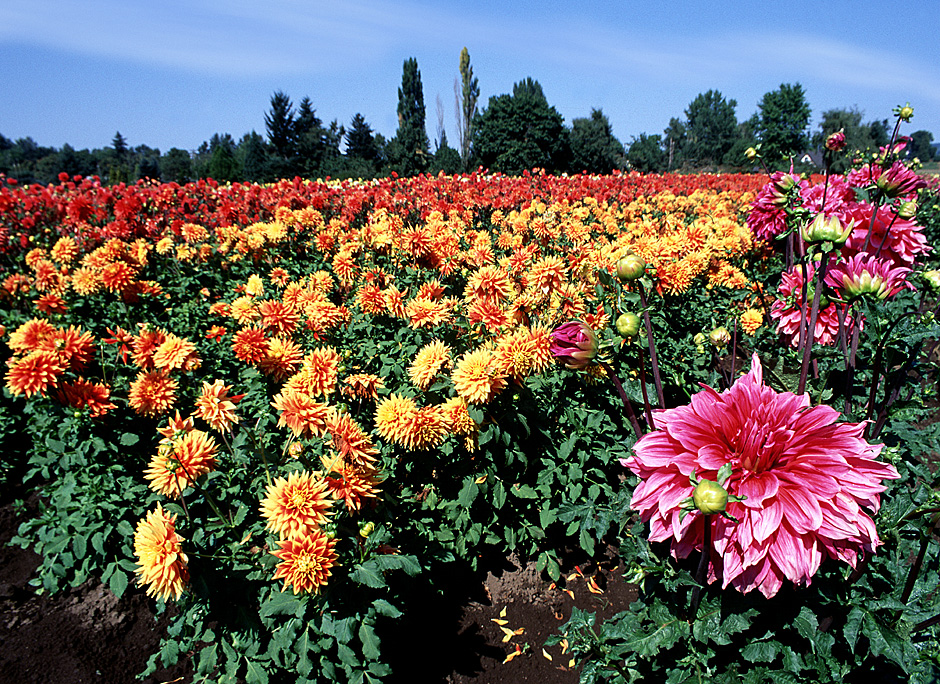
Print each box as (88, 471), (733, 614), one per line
(624, 355), (899, 599)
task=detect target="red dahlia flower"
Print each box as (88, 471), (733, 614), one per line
(622, 355), (899, 598)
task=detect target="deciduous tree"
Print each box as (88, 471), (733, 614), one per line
(472, 78), (569, 174)
(683, 90), (738, 168)
(756, 83), (811, 165)
(569, 108), (624, 174)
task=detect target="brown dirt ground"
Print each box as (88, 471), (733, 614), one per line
(0, 493), (637, 684)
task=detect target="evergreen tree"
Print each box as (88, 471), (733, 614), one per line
(683, 90), (738, 168)
(345, 113), (380, 164)
(430, 129), (461, 174)
(472, 78), (569, 174)
(295, 96), (330, 176)
(388, 58), (430, 176)
(755, 83), (811, 165)
(265, 91), (296, 161)
(569, 108), (625, 174)
(160, 148), (193, 183)
(237, 132), (268, 182)
(206, 133), (240, 182)
(454, 47), (479, 171)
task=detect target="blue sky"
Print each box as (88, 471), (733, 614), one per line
(1, 0), (938, 154)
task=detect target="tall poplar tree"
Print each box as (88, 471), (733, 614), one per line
(454, 47), (479, 170)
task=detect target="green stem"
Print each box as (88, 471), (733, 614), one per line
(688, 515), (711, 621)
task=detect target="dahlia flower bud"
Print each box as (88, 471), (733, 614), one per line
(895, 102), (914, 122)
(897, 200), (918, 220)
(708, 327), (730, 349)
(616, 254), (646, 281)
(745, 147), (758, 160)
(692, 479), (729, 515)
(616, 312), (641, 338)
(824, 129), (846, 152)
(876, 161), (928, 198)
(801, 213), (852, 245)
(550, 320), (599, 370)
(923, 270), (940, 292)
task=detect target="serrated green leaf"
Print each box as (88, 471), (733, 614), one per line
(844, 606), (864, 651)
(741, 640), (779, 663)
(511, 484), (538, 499)
(244, 658), (269, 684)
(198, 643), (218, 675)
(350, 563), (385, 588)
(457, 479), (478, 507)
(260, 589), (304, 618)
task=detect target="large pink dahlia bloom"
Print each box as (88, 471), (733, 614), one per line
(623, 355), (899, 598)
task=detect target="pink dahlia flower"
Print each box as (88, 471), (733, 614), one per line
(824, 253), (914, 301)
(769, 262), (851, 347)
(842, 203), (931, 267)
(623, 354), (899, 598)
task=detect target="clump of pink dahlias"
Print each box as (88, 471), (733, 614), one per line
(769, 262), (849, 347)
(623, 354), (899, 599)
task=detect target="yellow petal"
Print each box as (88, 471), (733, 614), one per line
(560, 638), (569, 654)
(499, 626), (515, 637)
(475, 475), (488, 484)
(542, 649), (552, 661)
(587, 577), (603, 594)
(499, 606), (507, 618)
(568, 658), (576, 668)
(491, 618), (508, 625)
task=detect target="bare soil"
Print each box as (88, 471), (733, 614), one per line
(0, 493), (636, 684)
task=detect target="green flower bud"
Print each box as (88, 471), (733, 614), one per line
(801, 213), (852, 245)
(692, 479), (729, 515)
(616, 254), (646, 281)
(897, 201), (918, 220)
(708, 327), (730, 348)
(924, 270), (940, 292)
(616, 312), (641, 338)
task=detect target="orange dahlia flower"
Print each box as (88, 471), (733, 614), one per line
(271, 530), (338, 595)
(134, 504), (189, 601)
(194, 379), (241, 433)
(260, 470), (333, 540)
(5, 350), (65, 397)
(128, 370), (178, 417)
(144, 428), (218, 498)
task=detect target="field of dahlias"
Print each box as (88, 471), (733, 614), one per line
(2, 139), (940, 683)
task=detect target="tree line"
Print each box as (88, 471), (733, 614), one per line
(1, 49), (936, 186)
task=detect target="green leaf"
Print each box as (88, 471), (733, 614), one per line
(359, 622), (381, 660)
(742, 640), (779, 663)
(244, 658), (270, 684)
(350, 563), (385, 589)
(120, 432), (140, 446)
(372, 599), (402, 619)
(260, 589), (304, 618)
(72, 533), (87, 560)
(844, 606), (864, 651)
(198, 643), (219, 676)
(294, 627), (313, 678)
(109, 569), (128, 598)
(457, 479), (478, 507)
(511, 484), (538, 499)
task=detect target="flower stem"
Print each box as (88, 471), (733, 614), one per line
(689, 515), (711, 621)
(599, 360), (643, 440)
(798, 254), (830, 395)
(637, 282), (665, 409)
(637, 350), (656, 430)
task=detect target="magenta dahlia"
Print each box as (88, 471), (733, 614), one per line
(623, 354), (899, 599)
(769, 262), (850, 347)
